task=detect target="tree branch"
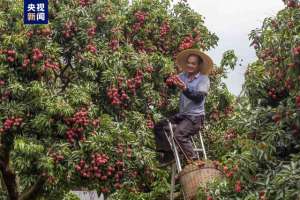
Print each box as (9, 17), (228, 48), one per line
(0, 168), (8, 194)
(0, 160), (19, 200)
(0, 133), (19, 200)
(19, 176), (47, 200)
(58, 55), (73, 94)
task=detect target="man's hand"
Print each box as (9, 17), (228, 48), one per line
(174, 75), (187, 91)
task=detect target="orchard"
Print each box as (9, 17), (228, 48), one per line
(0, 0), (299, 200)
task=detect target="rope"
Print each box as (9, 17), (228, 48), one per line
(164, 122), (191, 162)
(173, 136), (190, 161)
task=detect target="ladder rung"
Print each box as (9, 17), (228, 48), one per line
(194, 148), (203, 152)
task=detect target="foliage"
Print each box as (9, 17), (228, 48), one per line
(0, 0), (234, 199)
(203, 1), (300, 199)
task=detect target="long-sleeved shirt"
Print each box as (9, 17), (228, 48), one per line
(178, 71), (210, 116)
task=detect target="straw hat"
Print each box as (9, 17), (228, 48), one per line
(175, 49), (213, 75)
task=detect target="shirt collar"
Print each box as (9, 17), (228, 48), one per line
(184, 72), (201, 82)
(194, 72), (201, 79)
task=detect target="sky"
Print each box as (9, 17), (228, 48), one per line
(172, 0), (284, 96)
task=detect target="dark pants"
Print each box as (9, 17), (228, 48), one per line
(153, 113), (205, 159)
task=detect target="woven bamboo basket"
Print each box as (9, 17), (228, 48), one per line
(178, 160), (224, 200)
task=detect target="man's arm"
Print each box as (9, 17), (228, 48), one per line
(182, 88), (207, 103)
(182, 77), (210, 103)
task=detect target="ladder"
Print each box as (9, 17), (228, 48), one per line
(164, 120), (208, 200)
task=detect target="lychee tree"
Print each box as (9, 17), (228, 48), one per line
(200, 1), (300, 199)
(0, 0), (239, 199)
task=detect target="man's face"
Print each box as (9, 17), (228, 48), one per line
(186, 55), (200, 74)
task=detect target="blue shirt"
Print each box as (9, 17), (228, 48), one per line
(178, 72), (210, 116)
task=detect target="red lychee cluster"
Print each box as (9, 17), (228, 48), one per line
(259, 191), (267, 200)
(272, 112), (281, 124)
(179, 35), (194, 51)
(224, 129), (237, 141)
(222, 164), (239, 179)
(284, 78), (293, 90)
(74, 151), (125, 193)
(0, 49), (16, 63)
(26, 27), (52, 38)
(160, 21), (170, 37)
(107, 70), (146, 106)
(132, 22), (142, 32)
(166, 75), (182, 86)
(32, 48), (43, 62)
(64, 108), (96, 144)
(133, 40), (145, 53)
(132, 11), (148, 33)
(26, 30), (34, 38)
(107, 86), (122, 106)
(62, 21), (77, 39)
(267, 88), (279, 100)
(134, 69), (143, 88)
(235, 180), (242, 193)
(286, 0), (298, 8)
(258, 48), (274, 61)
(125, 71), (144, 94)
(87, 25), (96, 37)
(22, 56), (31, 68)
(109, 39), (119, 51)
(79, 0), (94, 7)
(292, 45), (300, 56)
(96, 15), (106, 22)
(65, 108), (90, 127)
(50, 152), (65, 164)
(296, 95), (300, 108)
(107, 86), (130, 106)
(145, 65), (154, 74)
(44, 59), (59, 70)
(1, 117), (23, 133)
(75, 154), (109, 178)
(291, 124), (300, 137)
(120, 90), (129, 101)
(146, 119), (154, 129)
(206, 196), (213, 200)
(66, 127), (86, 144)
(86, 43), (97, 54)
(209, 109), (220, 121)
(134, 11), (148, 23)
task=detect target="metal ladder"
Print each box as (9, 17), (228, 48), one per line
(164, 120), (207, 200)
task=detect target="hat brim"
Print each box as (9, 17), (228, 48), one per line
(175, 49), (213, 75)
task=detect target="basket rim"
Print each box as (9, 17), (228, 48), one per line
(179, 166), (225, 177)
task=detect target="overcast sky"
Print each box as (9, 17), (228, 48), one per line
(172, 0), (284, 96)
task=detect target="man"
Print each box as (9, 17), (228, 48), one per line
(153, 48), (213, 167)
